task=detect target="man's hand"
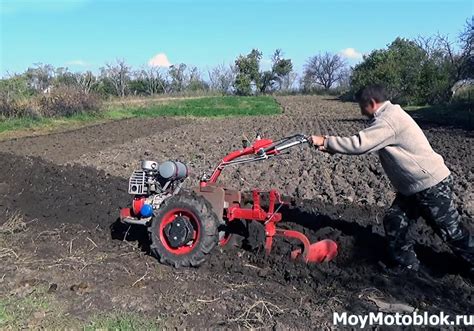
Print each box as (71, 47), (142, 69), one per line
(311, 135), (325, 146)
(311, 135), (327, 151)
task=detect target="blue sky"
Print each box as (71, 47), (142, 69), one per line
(0, 0), (472, 76)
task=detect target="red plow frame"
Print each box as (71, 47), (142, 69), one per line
(198, 134), (338, 263)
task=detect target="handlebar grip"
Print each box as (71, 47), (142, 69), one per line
(263, 145), (276, 153)
(260, 134), (310, 154)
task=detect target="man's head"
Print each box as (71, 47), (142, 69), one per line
(355, 84), (388, 117)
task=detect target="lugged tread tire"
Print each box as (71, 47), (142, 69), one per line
(149, 193), (219, 267)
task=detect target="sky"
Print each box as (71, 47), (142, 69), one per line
(0, 0), (472, 76)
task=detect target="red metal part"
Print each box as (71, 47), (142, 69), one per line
(220, 188), (337, 263)
(226, 190), (282, 222)
(205, 138), (275, 185)
(158, 208), (200, 255)
(122, 134), (338, 264)
(120, 207), (132, 220)
(291, 240), (338, 263)
(219, 232), (232, 246)
(132, 196), (145, 215)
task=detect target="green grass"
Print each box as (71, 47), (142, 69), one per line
(0, 285), (74, 329)
(0, 112), (101, 135)
(0, 96), (281, 135)
(106, 95), (280, 118)
(85, 313), (162, 331)
(0, 285), (162, 329)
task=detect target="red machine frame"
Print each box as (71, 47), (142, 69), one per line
(197, 135), (337, 263)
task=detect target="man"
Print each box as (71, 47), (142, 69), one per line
(311, 84), (473, 274)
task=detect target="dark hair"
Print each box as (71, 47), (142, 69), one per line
(355, 84), (388, 105)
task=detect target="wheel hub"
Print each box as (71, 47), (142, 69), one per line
(164, 215), (194, 248)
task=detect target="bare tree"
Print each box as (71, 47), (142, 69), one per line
(338, 67), (352, 90)
(280, 72), (298, 91)
(25, 63), (55, 92)
(430, 33), (466, 82)
(168, 63), (187, 93)
(187, 66), (208, 91)
(187, 66), (200, 86)
(416, 26), (472, 83)
(74, 71), (97, 94)
(459, 18), (473, 56)
(459, 18), (474, 79)
(303, 53), (347, 90)
(100, 59), (131, 97)
(138, 67), (167, 95)
(415, 35), (438, 56)
(208, 63), (235, 93)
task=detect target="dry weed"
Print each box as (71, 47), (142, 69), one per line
(0, 211), (27, 234)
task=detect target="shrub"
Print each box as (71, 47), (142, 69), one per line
(0, 95), (22, 118)
(452, 84), (474, 103)
(38, 86), (102, 117)
(0, 95), (45, 119)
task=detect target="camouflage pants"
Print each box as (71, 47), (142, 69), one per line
(383, 176), (474, 269)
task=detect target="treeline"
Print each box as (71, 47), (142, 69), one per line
(0, 18), (471, 118)
(349, 31), (473, 105)
(0, 49), (297, 99)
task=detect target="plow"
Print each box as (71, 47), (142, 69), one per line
(120, 133), (338, 267)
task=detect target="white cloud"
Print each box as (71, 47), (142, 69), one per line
(340, 48), (363, 60)
(66, 59), (89, 67)
(148, 53), (171, 68)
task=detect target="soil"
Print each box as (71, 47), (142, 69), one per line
(0, 95), (472, 329)
(0, 116), (189, 164)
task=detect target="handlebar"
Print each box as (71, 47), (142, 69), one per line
(203, 133), (311, 184)
(263, 134), (310, 154)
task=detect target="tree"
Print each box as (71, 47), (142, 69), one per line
(74, 71), (98, 94)
(270, 49), (293, 91)
(128, 76), (148, 96)
(93, 78), (116, 97)
(337, 67), (352, 91)
(0, 73), (34, 100)
(303, 52), (347, 91)
(208, 63), (235, 93)
(350, 33), (468, 105)
(131, 67), (167, 95)
(459, 18), (473, 79)
(415, 34), (462, 104)
(233, 49), (293, 95)
(259, 70), (276, 93)
(234, 49), (262, 95)
(187, 67), (208, 91)
(100, 60), (130, 97)
(54, 67), (77, 87)
(25, 63), (55, 92)
(100, 59), (131, 98)
(168, 63), (187, 93)
(350, 38), (426, 104)
(259, 49), (293, 93)
(280, 72), (298, 91)
(54, 68), (98, 94)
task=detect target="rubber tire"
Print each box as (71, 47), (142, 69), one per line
(149, 193), (219, 268)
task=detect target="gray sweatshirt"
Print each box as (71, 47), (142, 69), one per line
(324, 101), (450, 195)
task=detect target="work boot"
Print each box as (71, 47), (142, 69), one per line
(378, 260), (419, 276)
(390, 262), (419, 274)
(389, 246), (420, 270)
(383, 263), (439, 284)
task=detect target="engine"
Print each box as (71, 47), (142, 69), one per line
(127, 160), (189, 218)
